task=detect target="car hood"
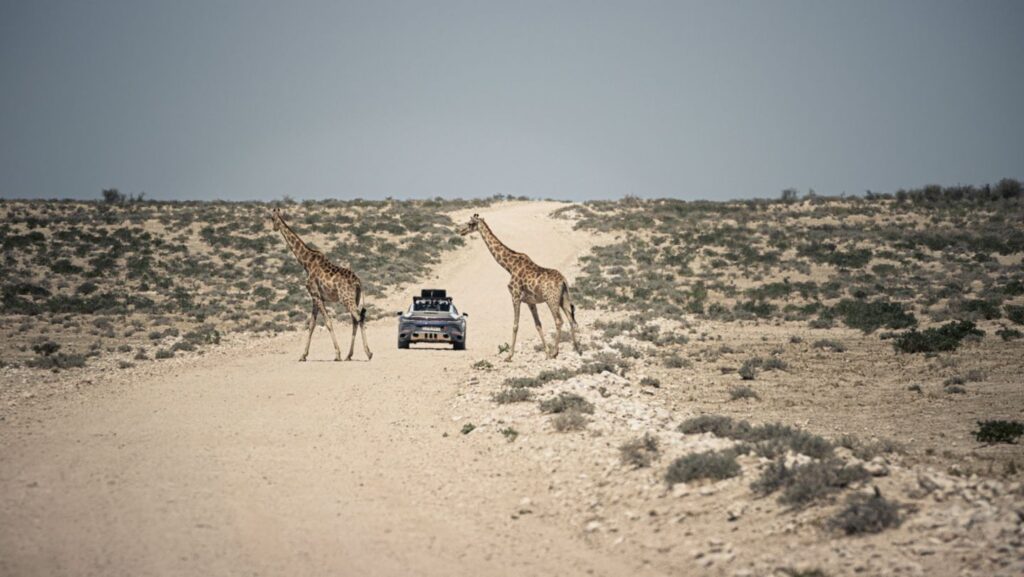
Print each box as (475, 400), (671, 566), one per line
(402, 311), (462, 320)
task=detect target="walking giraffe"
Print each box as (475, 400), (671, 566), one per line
(458, 214), (581, 361)
(270, 208), (373, 362)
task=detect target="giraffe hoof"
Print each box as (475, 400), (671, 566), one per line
(299, 356), (307, 362)
(504, 356), (514, 363)
(366, 352), (374, 361)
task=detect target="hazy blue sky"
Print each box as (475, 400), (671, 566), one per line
(1, 1), (1021, 201)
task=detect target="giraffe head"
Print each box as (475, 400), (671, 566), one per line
(269, 207), (285, 232)
(457, 214), (483, 236)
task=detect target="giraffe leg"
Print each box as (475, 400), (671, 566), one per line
(528, 303), (551, 358)
(358, 309), (373, 361)
(546, 299), (563, 359)
(561, 299), (582, 355)
(319, 302), (344, 361)
(506, 290), (522, 362)
(345, 310), (358, 361)
(300, 302), (319, 362)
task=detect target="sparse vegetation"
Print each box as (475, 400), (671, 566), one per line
(973, 420), (1024, 444)
(738, 359), (758, 380)
(619, 433), (660, 468)
(665, 449), (741, 485)
(551, 410), (588, 432)
(0, 196), (493, 369)
(538, 393), (594, 415)
(829, 490), (903, 535)
(812, 339), (846, 353)
(832, 299), (917, 333)
(679, 415), (834, 460)
(639, 376), (661, 388)
(729, 385), (760, 401)
(751, 459), (870, 507)
(493, 387), (532, 404)
(892, 320), (984, 354)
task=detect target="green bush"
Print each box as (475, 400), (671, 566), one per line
(678, 414), (746, 437)
(829, 491), (902, 535)
(31, 341), (61, 357)
(996, 327), (1023, 341)
(26, 352), (86, 370)
(892, 320), (984, 353)
(678, 415), (834, 459)
(956, 298), (1002, 320)
(538, 393), (594, 414)
(493, 387), (532, 404)
(738, 359), (758, 380)
(973, 420), (1024, 444)
(812, 339), (846, 353)
(552, 410), (588, 432)
(639, 376), (661, 388)
(183, 324), (221, 346)
(620, 433), (660, 468)
(665, 450), (741, 485)
(751, 459), (869, 507)
(1005, 304), (1024, 325)
(832, 299), (917, 333)
(729, 385), (760, 401)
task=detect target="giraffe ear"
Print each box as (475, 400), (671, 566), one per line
(472, 213), (479, 219)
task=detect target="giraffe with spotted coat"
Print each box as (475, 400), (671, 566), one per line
(458, 213), (582, 361)
(270, 208), (373, 362)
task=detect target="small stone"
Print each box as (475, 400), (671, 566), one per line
(584, 520), (603, 533)
(864, 457), (889, 477)
(727, 504), (745, 522)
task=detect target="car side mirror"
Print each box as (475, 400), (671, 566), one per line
(462, 312), (469, 317)
(395, 311), (403, 316)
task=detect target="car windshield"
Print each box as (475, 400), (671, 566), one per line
(409, 299), (458, 315)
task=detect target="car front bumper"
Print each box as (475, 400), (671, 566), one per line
(399, 320), (465, 344)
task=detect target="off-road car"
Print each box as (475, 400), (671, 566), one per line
(396, 289), (468, 350)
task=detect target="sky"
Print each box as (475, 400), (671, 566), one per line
(1, 0), (1021, 202)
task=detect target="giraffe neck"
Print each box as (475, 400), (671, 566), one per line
(478, 220), (518, 274)
(275, 216), (316, 269)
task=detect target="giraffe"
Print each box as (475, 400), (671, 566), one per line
(269, 208), (373, 362)
(458, 214), (581, 361)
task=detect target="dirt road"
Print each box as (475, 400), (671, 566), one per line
(0, 202), (645, 577)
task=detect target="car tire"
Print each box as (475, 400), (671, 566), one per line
(453, 340), (465, 351)
(398, 338), (410, 349)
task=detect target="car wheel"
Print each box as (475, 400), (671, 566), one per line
(398, 338), (410, 349)
(453, 340), (465, 351)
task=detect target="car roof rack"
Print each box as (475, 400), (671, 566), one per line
(419, 289), (448, 299)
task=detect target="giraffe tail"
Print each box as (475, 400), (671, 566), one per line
(359, 307), (367, 325)
(560, 283), (577, 323)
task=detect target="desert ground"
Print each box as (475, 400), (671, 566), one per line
(1, 191), (1022, 576)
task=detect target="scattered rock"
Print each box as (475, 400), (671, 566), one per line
(727, 503), (745, 522)
(864, 457), (890, 477)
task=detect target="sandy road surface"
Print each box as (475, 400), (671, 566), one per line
(0, 202), (651, 577)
